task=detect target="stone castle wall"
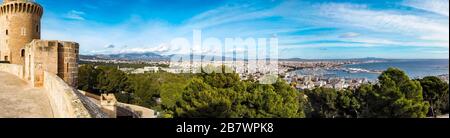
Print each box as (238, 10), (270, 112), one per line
(0, 63), (22, 78)
(1, 63), (106, 118)
(79, 90), (157, 118)
(44, 71), (108, 118)
(58, 41), (79, 87)
(117, 103), (157, 118)
(0, 0), (42, 65)
(24, 40), (79, 87)
(24, 40), (58, 87)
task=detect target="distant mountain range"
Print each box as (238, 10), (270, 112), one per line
(80, 52), (389, 62)
(80, 52), (169, 61)
(80, 52), (236, 61)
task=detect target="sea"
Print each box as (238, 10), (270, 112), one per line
(292, 59), (449, 81)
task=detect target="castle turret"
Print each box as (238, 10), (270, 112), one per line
(0, 0), (42, 65)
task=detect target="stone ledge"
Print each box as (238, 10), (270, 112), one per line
(44, 71), (108, 118)
(79, 90), (157, 118)
(116, 102), (157, 118)
(0, 63), (23, 79)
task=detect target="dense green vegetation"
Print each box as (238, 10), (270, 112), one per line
(303, 68), (432, 118)
(78, 64), (449, 118)
(303, 88), (361, 118)
(78, 65), (130, 94)
(417, 76), (449, 117)
(174, 73), (305, 118)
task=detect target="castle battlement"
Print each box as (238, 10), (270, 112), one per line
(0, 0), (42, 16)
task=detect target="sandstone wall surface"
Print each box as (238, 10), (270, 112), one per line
(0, 1), (43, 65)
(0, 63), (22, 78)
(44, 71), (108, 118)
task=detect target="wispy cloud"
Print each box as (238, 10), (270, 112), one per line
(64, 10), (86, 21)
(314, 2), (449, 47)
(403, 0), (449, 17)
(339, 32), (361, 38)
(185, 2), (277, 29)
(427, 50), (449, 54)
(40, 0), (449, 59)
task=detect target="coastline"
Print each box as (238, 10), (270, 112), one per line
(286, 59), (449, 82)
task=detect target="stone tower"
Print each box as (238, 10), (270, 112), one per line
(1, 0), (79, 88)
(0, 0), (43, 65)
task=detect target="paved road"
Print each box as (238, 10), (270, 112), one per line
(0, 71), (53, 118)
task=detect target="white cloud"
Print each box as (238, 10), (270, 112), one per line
(42, 15), (186, 55)
(403, 0), (449, 17)
(175, 1), (449, 51)
(427, 50), (449, 54)
(43, 0), (449, 58)
(90, 43), (178, 55)
(315, 2), (449, 47)
(339, 32), (361, 38)
(185, 1), (276, 29)
(64, 10), (86, 21)
(318, 3), (447, 33)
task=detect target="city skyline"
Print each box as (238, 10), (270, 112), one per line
(32, 0), (449, 59)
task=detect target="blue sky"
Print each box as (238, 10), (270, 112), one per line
(27, 0), (450, 59)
